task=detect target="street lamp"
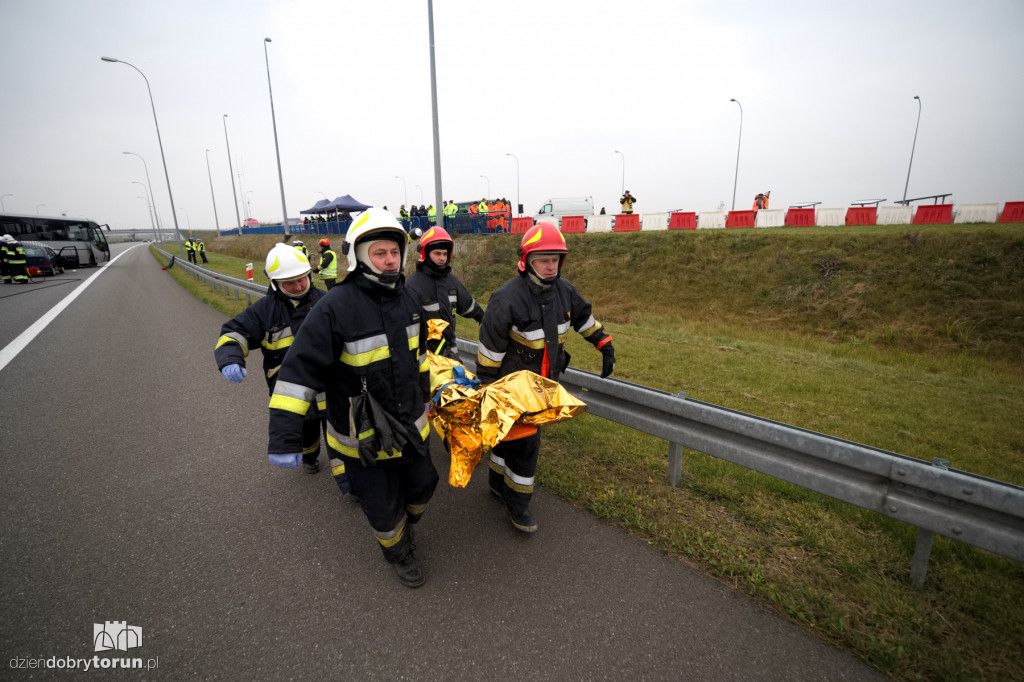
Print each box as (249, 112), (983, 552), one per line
(729, 98), (743, 211)
(394, 176), (407, 207)
(101, 56), (184, 257)
(1, 194), (11, 211)
(264, 38), (289, 234)
(222, 114), (242, 232)
(132, 181), (157, 237)
(177, 207), (191, 231)
(205, 149), (220, 232)
(122, 151), (163, 242)
(902, 95), (922, 203)
(614, 150), (625, 197)
(505, 153), (520, 216)
(245, 190), (254, 220)
(35, 204), (45, 214)
(480, 174), (490, 198)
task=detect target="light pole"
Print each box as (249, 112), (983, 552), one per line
(394, 176), (407, 208)
(415, 185), (424, 205)
(177, 207), (191, 232)
(205, 149), (220, 232)
(505, 153), (520, 215)
(264, 38), (289, 235)
(35, 204), (45, 215)
(1, 194), (11, 211)
(480, 174), (490, 198)
(101, 56), (184, 257)
(132, 181), (157, 237)
(729, 98), (743, 211)
(614, 150), (625, 198)
(245, 190), (254, 220)
(902, 95), (922, 203)
(122, 151), (163, 242)
(223, 114), (242, 232)
(426, 0), (445, 228)
(135, 195), (156, 234)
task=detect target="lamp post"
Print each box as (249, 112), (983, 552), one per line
(135, 195), (156, 234)
(1, 194), (11, 211)
(132, 181), (157, 237)
(122, 151), (163, 242)
(729, 98), (743, 211)
(177, 207), (191, 232)
(101, 56), (184, 257)
(35, 204), (45, 214)
(245, 190), (254, 220)
(264, 38), (290, 235)
(222, 114), (242, 233)
(205, 149), (220, 232)
(613, 150), (625, 198)
(480, 174), (490, 198)
(394, 176), (407, 208)
(903, 95), (922, 203)
(505, 153), (520, 216)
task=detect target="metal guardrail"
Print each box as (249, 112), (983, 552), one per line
(455, 337), (1023, 584)
(159, 245), (1023, 584)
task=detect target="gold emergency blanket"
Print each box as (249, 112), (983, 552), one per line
(426, 333), (586, 487)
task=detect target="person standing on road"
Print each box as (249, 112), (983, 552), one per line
(215, 243), (341, 486)
(619, 190), (637, 215)
(267, 208), (438, 588)
(2, 234), (29, 284)
(476, 222), (615, 533)
(315, 237), (338, 290)
(406, 226), (484, 361)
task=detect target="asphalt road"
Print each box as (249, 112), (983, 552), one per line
(0, 244), (887, 680)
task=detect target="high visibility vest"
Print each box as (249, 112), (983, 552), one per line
(318, 249), (338, 279)
(478, 201), (488, 214)
(197, 242), (205, 252)
(468, 204), (478, 214)
(620, 196), (635, 214)
(427, 206), (436, 223)
(444, 203), (457, 217)
(185, 240), (195, 252)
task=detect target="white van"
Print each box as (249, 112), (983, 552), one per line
(534, 197), (594, 223)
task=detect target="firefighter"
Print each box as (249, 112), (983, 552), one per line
(619, 190), (637, 215)
(2, 234), (29, 284)
(215, 243), (339, 485)
(267, 208), (437, 588)
(315, 237), (338, 290)
(476, 222), (615, 533)
(406, 226), (484, 361)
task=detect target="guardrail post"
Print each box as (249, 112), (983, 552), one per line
(667, 442), (683, 487)
(909, 458), (950, 587)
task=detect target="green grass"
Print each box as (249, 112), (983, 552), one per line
(160, 224), (1024, 682)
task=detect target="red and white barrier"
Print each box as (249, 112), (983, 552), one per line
(641, 213), (669, 231)
(697, 211), (726, 229)
(954, 203), (998, 224)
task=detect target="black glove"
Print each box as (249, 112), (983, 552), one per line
(600, 343), (615, 378)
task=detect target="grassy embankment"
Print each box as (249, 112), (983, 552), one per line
(155, 223), (1024, 682)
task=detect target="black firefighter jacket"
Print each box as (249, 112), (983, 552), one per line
(406, 262), (484, 358)
(215, 284), (326, 397)
(267, 273), (431, 459)
(476, 273), (611, 385)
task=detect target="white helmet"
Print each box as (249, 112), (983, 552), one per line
(343, 208), (408, 283)
(1, 234), (15, 244)
(265, 243), (311, 293)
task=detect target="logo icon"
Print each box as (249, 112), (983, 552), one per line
(93, 621), (143, 652)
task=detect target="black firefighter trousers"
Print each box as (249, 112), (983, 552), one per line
(489, 430), (541, 514)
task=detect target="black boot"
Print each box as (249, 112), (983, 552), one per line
(506, 505), (538, 534)
(393, 547), (425, 588)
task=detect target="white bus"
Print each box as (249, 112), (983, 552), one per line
(0, 213), (111, 267)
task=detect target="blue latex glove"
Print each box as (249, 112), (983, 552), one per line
(269, 453), (302, 469)
(221, 364), (247, 383)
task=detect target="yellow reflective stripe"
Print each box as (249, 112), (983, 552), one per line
(316, 392), (327, 412)
(302, 441), (320, 456)
(327, 422), (359, 458)
(511, 325), (546, 342)
(330, 457), (346, 476)
(342, 333), (391, 367)
(215, 332), (249, 356)
(262, 336), (293, 351)
(415, 412), (430, 441)
(510, 329), (545, 349)
(269, 394), (310, 415)
(419, 353), (429, 372)
(375, 518), (407, 548)
(578, 315), (603, 338)
(269, 380), (316, 415)
(477, 351), (502, 368)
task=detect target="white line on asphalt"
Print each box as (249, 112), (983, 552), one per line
(0, 244), (144, 373)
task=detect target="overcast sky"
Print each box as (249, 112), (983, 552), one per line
(2, 0), (1022, 231)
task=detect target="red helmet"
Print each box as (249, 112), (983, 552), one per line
(319, 238), (330, 247)
(518, 222), (567, 273)
(417, 226), (453, 263)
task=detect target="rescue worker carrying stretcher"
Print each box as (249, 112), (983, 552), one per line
(267, 208), (438, 588)
(405, 226), (484, 362)
(214, 244), (338, 484)
(476, 222), (615, 533)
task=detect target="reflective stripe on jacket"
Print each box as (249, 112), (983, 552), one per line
(476, 274), (610, 385)
(267, 274), (430, 458)
(406, 265), (483, 357)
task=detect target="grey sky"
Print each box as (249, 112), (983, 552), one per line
(2, 0), (1022, 231)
